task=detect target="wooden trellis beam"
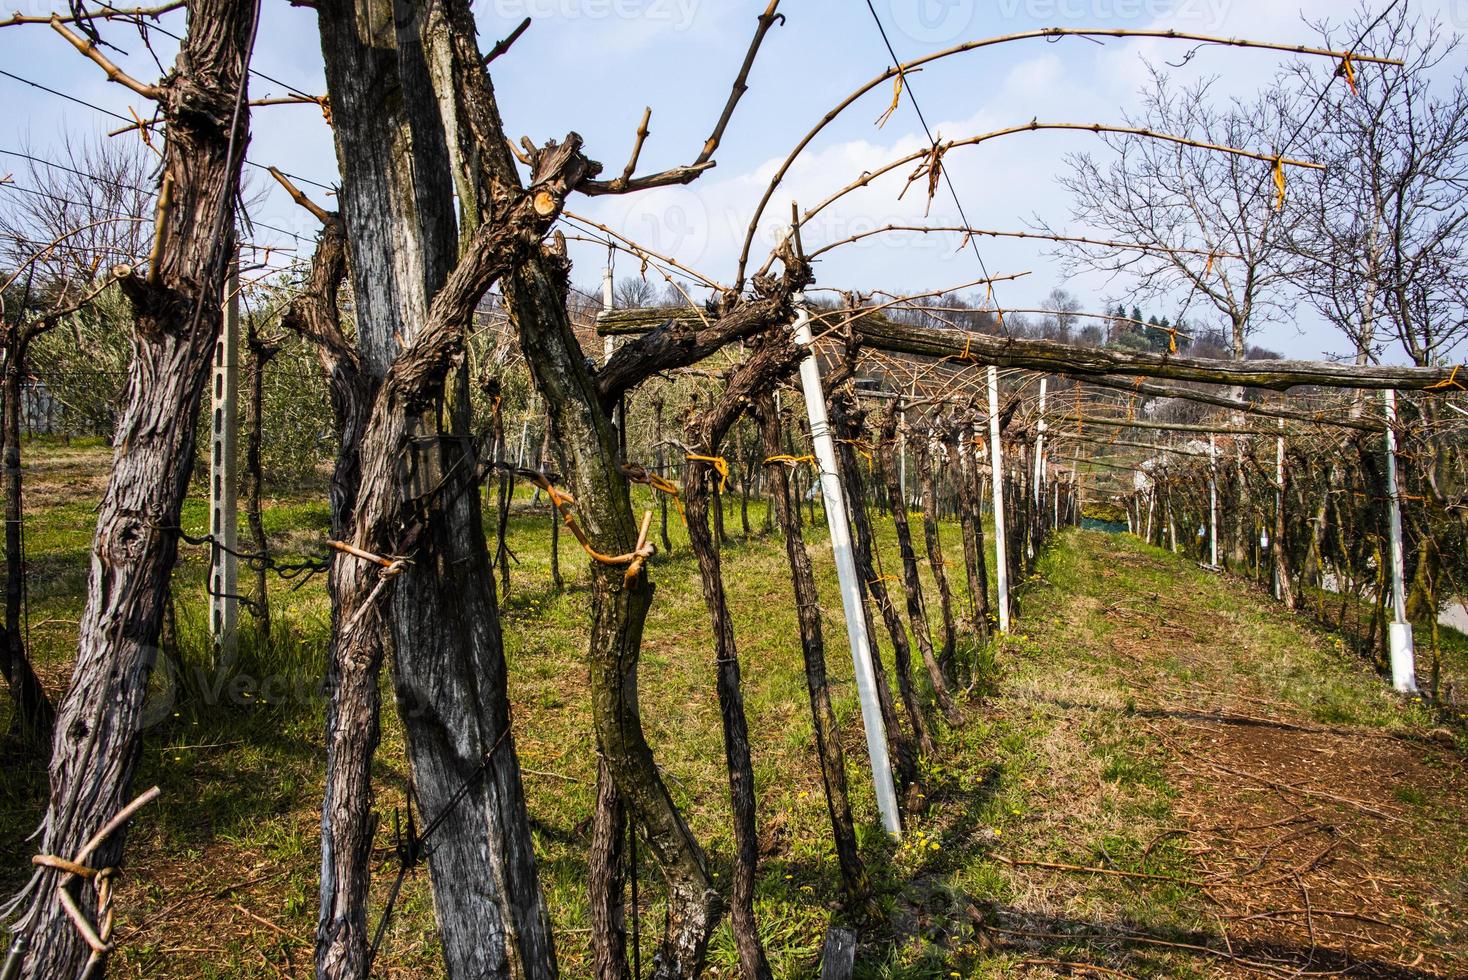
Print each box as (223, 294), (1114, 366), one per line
(850, 312), (1461, 393)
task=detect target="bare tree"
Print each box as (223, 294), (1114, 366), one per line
(1039, 286), (1081, 342)
(1288, 2), (1468, 367)
(0, 135), (153, 742)
(0, 135), (155, 285)
(614, 274), (656, 309)
(1052, 69), (1302, 395)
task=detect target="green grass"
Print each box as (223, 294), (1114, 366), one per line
(2, 443), (1464, 978)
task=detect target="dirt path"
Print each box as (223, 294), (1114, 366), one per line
(964, 530), (1468, 979)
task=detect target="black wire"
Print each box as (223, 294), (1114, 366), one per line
(861, 1), (1007, 331)
(364, 728), (510, 976)
(127, 8), (324, 111)
(0, 67), (131, 123)
(0, 160), (307, 246)
(0, 67), (334, 196)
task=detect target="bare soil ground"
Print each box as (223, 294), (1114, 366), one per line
(971, 534), (1468, 979)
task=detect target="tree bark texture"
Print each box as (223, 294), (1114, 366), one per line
(952, 422), (991, 640)
(16, 3), (256, 974)
(753, 393), (871, 912)
(876, 412), (961, 728)
(825, 386), (927, 784)
(243, 321), (279, 642)
(590, 755), (631, 980)
(2, 325), (55, 740)
(508, 245), (718, 980)
(914, 430), (957, 680)
(313, 3), (584, 973)
(681, 338), (804, 980)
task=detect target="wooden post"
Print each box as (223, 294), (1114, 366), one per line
(1274, 421), (1285, 600)
(1033, 376), (1047, 507)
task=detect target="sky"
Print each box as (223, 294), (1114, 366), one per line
(2, 0), (1465, 360)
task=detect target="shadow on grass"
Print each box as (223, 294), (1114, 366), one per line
(977, 906), (1445, 980)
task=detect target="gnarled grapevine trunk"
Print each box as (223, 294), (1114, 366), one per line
(14, 3), (257, 973)
(951, 419), (991, 640)
(510, 260), (803, 979)
(826, 385), (927, 784)
(242, 320), (279, 642)
(877, 411), (961, 727)
(314, 3), (574, 973)
(511, 251), (719, 979)
(914, 427), (958, 679)
(680, 337), (807, 980)
(753, 392), (871, 910)
(2, 323), (55, 740)
(590, 755), (630, 980)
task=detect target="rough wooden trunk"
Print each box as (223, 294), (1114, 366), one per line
(589, 756), (630, 980)
(507, 249), (718, 980)
(313, 3), (571, 974)
(15, 3), (257, 973)
(819, 927), (857, 980)
(653, 399), (672, 553)
(243, 323), (279, 642)
(877, 412), (960, 727)
(1274, 460), (1296, 611)
(914, 432), (958, 679)
(754, 393), (871, 910)
(951, 423), (991, 640)
(276, 215), (384, 977)
(680, 340), (803, 980)
(682, 476), (770, 980)
(2, 326), (54, 739)
(826, 386), (926, 786)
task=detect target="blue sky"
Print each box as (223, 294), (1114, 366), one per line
(3, 0), (1464, 359)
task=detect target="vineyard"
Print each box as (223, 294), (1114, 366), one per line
(1, 1), (1467, 978)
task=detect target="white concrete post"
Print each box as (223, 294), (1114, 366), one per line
(1383, 390), (1418, 693)
(1033, 377), (1047, 506)
(793, 296), (901, 835)
(1167, 494), (1178, 553)
(209, 254), (240, 662)
(1208, 434), (1219, 568)
(987, 365), (1010, 632)
(1274, 421), (1285, 600)
(601, 265), (615, 364)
